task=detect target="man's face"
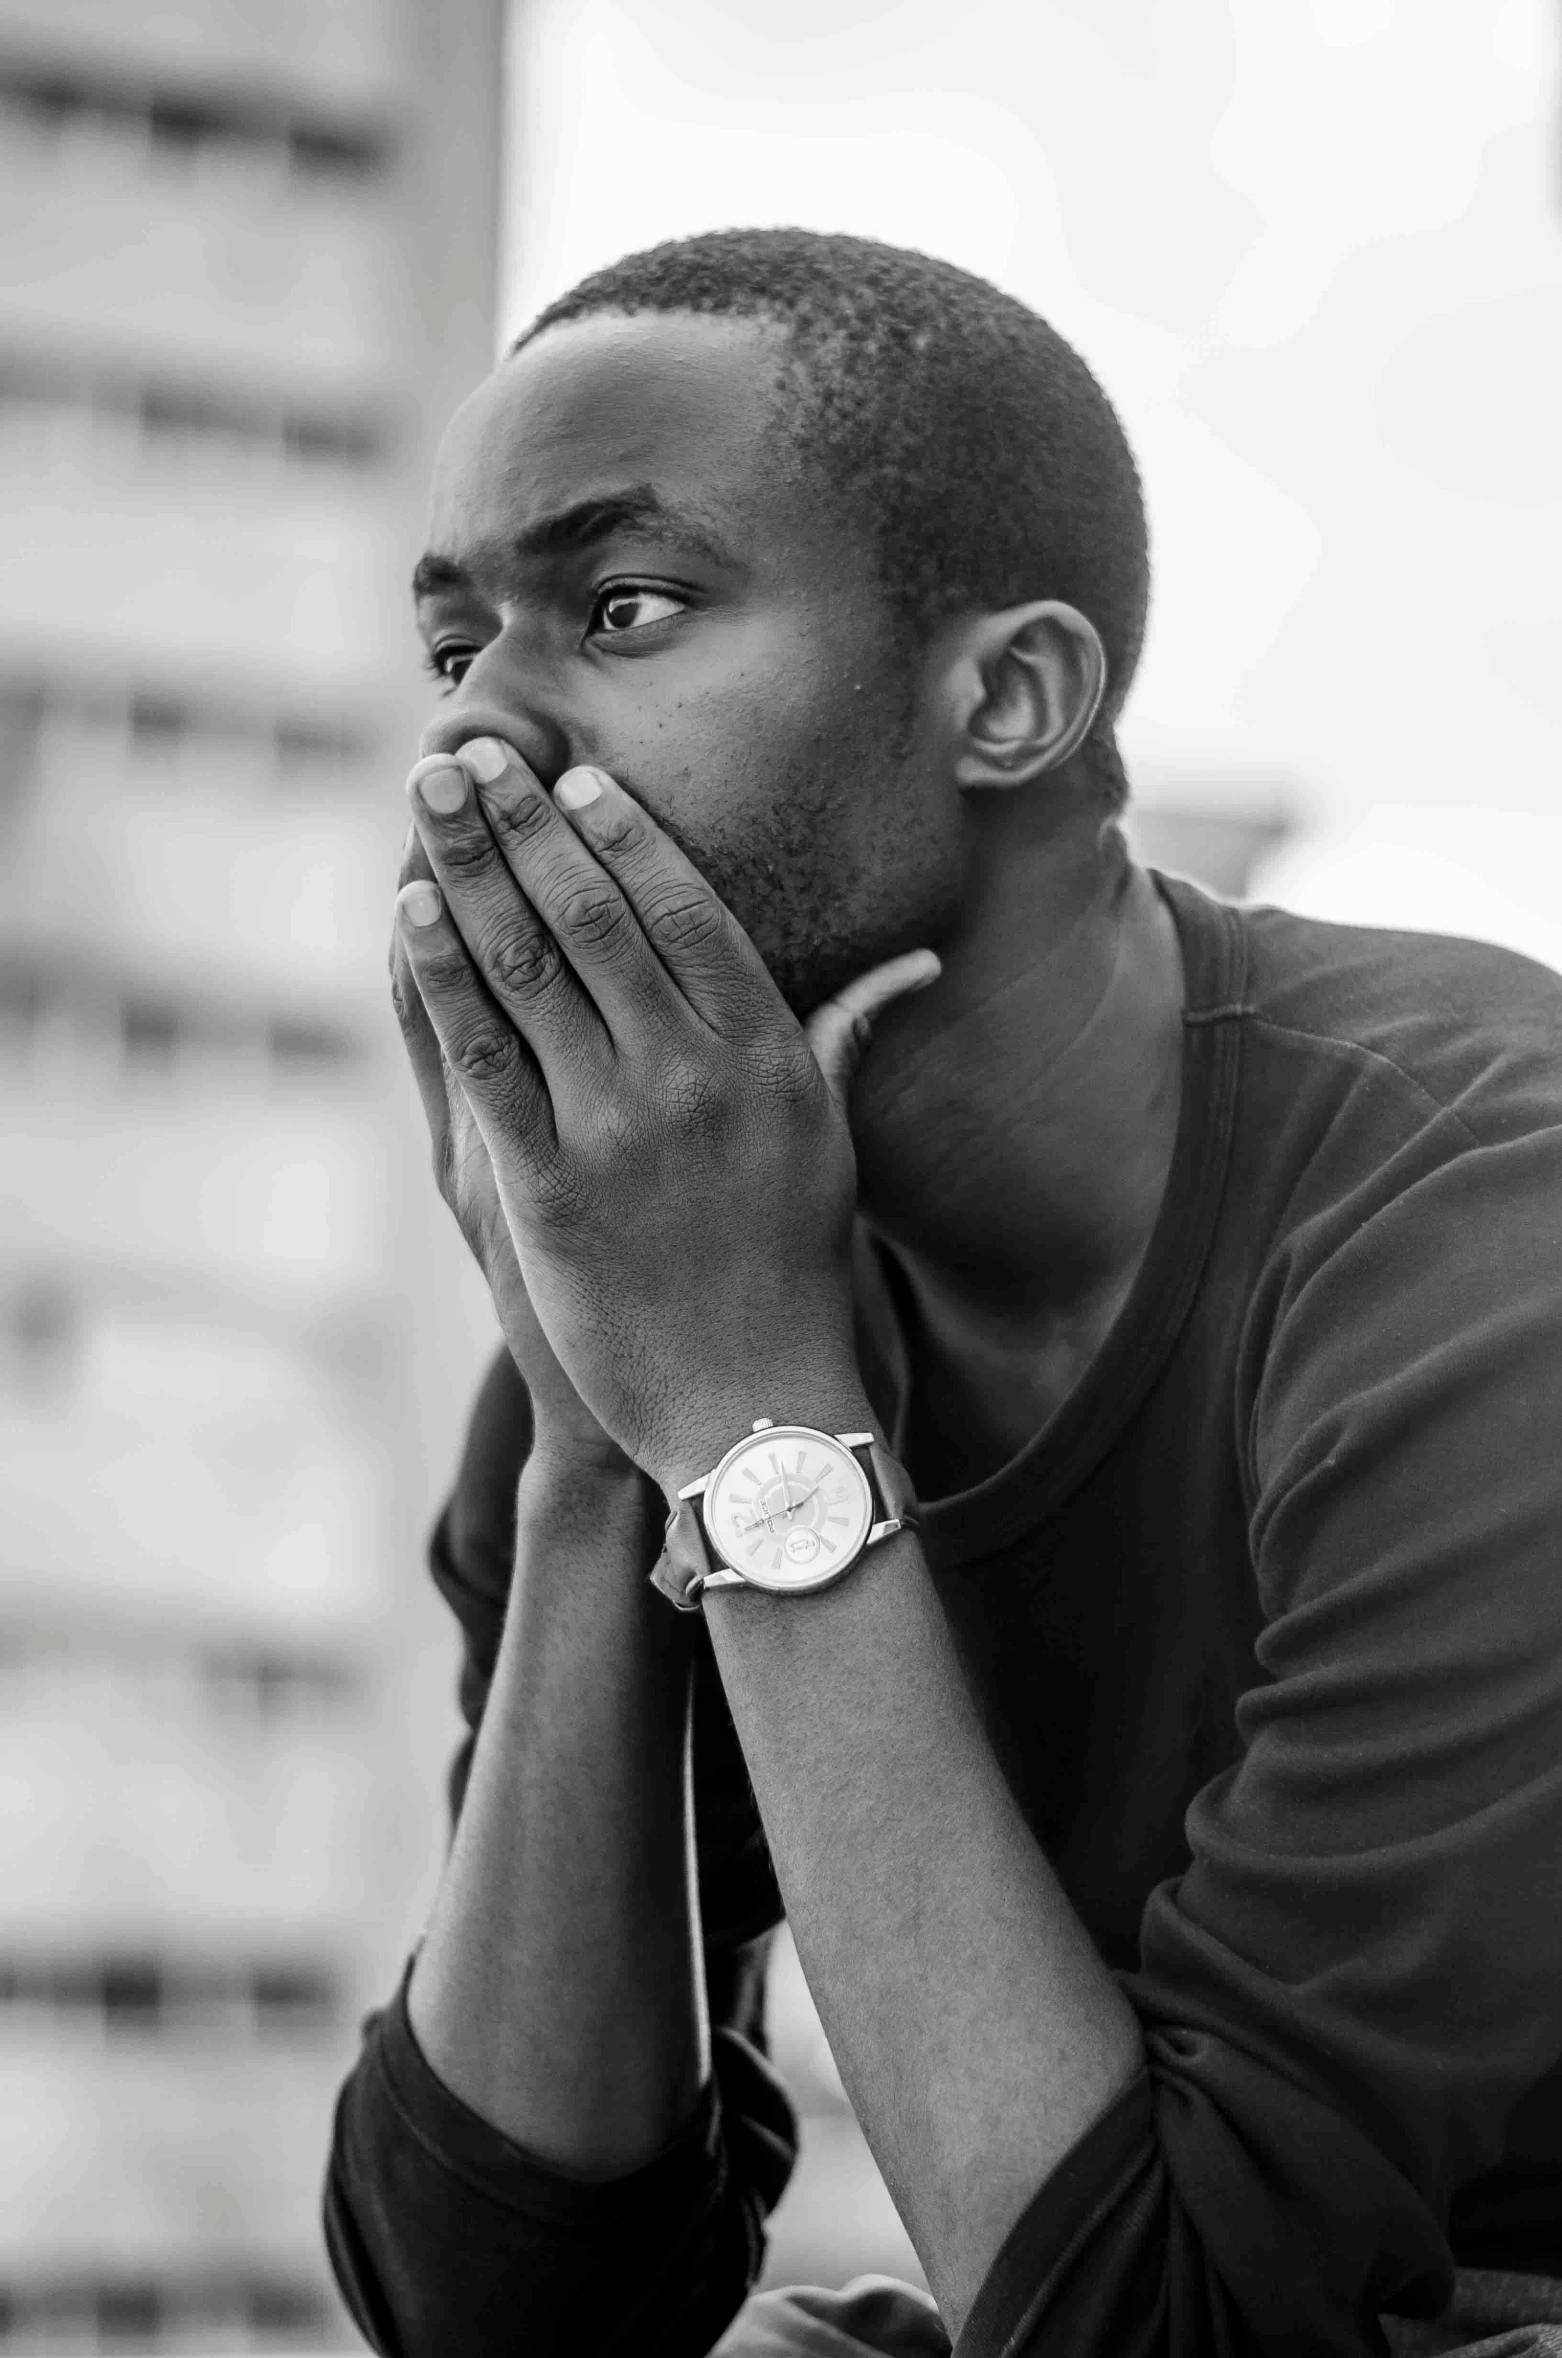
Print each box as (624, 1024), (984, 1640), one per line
(414, 310), (966, 1017)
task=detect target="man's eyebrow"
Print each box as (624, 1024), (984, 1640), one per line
(411, 552), (471, 602)
(411, 490), (732, 609)
(512, 487), (730, 566)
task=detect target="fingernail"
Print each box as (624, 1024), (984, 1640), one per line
(457, 736), (511, 785)
(399, 881), (442, 927)
(555, 766), (606, 810)
(406, 755), (468, 814)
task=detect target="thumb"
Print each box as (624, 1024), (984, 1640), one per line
(804, 948), (942, 1113)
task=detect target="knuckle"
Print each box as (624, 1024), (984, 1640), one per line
(557, 883), (629, 952)
(645, 886), (723, 958)
(582, 1093), (640, 1163)
(489, 791), (555, 853)
(659, 1059), (725, 1137)
(583, 800), (638, 856)
(450, 1024), (520, 1088)
(417, 943), (476, 1001)
(435, 825), (495, 880)
(488, 925), (560, 1000)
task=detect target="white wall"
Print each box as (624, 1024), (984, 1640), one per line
(501, 0), (1560, 842)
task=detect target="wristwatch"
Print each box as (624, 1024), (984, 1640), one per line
(651, 1417), (919, 1612)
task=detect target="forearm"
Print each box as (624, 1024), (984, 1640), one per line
(408, 1449), (709, 2176)
(696, 1404), (1144, 2335)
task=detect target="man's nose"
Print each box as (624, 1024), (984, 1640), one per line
(416, 697), (562, 784)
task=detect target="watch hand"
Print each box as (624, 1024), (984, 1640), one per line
(766, 1483), (821, 1531)
(759, 1478), (801, 1533)
(735, 1481), (822, 1540)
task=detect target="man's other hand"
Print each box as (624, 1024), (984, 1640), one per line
(390, 820), (635, 1477)
(395, 738), (937, 1495)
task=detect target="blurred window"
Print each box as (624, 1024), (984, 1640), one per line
(0, 359), (386, 474)
(0, 1948), (342, 2037)
(0, 676), (368, 797)
(0, 2273), (333, 2350)
(0, 61), (389, 187)
(0, 956), (359, 1080)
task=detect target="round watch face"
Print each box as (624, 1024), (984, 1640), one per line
(704, 1426), (874, 1594)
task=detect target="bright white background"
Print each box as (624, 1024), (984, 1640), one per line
(499, 0), (1562, 947)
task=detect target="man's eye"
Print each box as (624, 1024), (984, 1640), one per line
(423, 644), (477, 690)
(590, 586), (685, 636)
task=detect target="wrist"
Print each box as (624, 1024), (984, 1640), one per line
(520, 1433), (656, 1525)
(524, 1406), (638, 1483)
(650, 1359), (879, 1504)
(511, 1446), (675, 1629)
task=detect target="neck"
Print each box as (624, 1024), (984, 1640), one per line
(849, 806), (1186, 1377)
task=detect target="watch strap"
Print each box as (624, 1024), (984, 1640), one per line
(649, 1432), (919, 1612)
(848, 1433), (920, 1542)
(650, 1485), (717, 1614)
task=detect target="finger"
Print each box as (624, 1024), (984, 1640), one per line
(395, 876), (559, 1177)
(406, 744), (619, 1082)
(434, 739), (701, 1057)
(389, 919), (460, 1160)
(549, 763), (783, 1038)
(396, 817), (430, 891)
(803, 949), (942, 1113)
(389, 828), (458, 1139)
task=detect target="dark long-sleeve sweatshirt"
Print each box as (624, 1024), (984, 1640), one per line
(325, 872), (1562, 2355)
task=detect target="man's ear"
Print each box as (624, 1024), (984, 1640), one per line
(945, 601), (1108, 790)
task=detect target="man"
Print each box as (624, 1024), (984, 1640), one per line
(324, 231), (1562, 2357)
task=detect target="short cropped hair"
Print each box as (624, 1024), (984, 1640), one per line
(512, 229), (1148, 814)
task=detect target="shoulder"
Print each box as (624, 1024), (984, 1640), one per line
(1235, 899), (1562, 1148)
(1196, 899), (1562, 1498)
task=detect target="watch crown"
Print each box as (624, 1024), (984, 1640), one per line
(752, 1416), (774, 1431)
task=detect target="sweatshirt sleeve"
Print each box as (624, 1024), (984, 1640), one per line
(957, 1115), (1562, 2356)
(324, 1345), (797, 2358)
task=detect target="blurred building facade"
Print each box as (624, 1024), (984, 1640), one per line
(0, 1), (505, 2347)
